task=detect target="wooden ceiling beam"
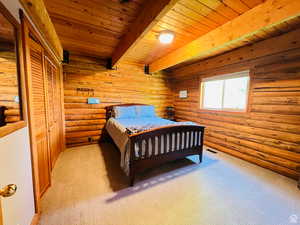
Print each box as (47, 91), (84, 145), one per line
(149, 0), (300, 73)
(20, 0), (63, 60)
(111, 0), (180, 67)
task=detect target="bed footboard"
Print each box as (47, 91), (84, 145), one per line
(128, 125), (205, 186)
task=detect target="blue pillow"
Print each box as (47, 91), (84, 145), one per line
(114, 106), (137, 119)
(137, 105), (156, 117)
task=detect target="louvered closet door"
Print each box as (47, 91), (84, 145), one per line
(53, 62), (64, 160)
(28, 39), (51, 196)
(45, 56), (61, 169)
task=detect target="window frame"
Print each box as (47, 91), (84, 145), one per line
(0, 2), (27, 138)
(200, 70), (250, 113)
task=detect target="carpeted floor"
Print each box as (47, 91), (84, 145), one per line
(39, 143), (300, 225)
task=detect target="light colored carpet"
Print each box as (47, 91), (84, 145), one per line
(39, 143), (300, 225)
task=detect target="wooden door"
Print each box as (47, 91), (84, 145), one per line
(28, 38), (51, 196)
(44, 56), (61, 168)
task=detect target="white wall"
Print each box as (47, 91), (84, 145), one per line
(0, 128), (35, 225)
(0, 0), (36, 225)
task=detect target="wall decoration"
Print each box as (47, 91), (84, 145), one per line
(87, 98), (100, 104)
(76, 88), (94, 96)
(179, 90), (188, 98)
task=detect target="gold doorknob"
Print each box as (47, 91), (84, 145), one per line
(0, 184), (17, 197)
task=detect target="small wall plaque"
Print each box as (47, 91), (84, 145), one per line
(14, 96), (19, 103)
(179, 90), (188, 98)
(87, 98), (100, 104)
(76, 88), (95, 96)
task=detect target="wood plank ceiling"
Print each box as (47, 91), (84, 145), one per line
(45, 0), (300, 69)
(125, 0), (266, 64)
(44, 0), (147, 59)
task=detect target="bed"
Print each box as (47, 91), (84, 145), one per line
(105, 104), (205, 186)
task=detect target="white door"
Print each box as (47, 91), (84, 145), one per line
(0, 184), (17, 225)
(0, 128), (35, 225)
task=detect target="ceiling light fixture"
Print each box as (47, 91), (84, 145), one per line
(158, 30), (175, 44)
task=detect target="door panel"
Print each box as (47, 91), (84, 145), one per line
(53, 64), (63, 160)
(36, 138), (50, 195)
(29, 39), (51, 196)
(45, 56), (61, 169)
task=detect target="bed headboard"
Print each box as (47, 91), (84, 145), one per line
(105, 103), (149, 120)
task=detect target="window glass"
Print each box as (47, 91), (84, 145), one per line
(202, 80), (223, 109)
(223, 76), (249, 110)
(201, 71), (249, 111)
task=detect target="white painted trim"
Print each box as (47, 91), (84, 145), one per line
(202, 70), (250, 82)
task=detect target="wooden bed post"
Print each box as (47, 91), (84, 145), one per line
(198, 152), (203, 164)
(199, 127), (205, 163)
(129, 138), (136, 186)
(129, 173), (135, 187)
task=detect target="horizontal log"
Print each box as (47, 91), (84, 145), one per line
(252, 91), (300, 97)
(66, 125), (104, 132)
(5, 109), (20, 116)
(64, 103), (105, 109)
(65, 130), (102, 138)
(0, 101), (20, 109)
(65, 119), (106, 127)
(67, 141), (99, 148)
(65, 108), (106, 115)
(253, 85), (300, 91)
(64, 101), (172, 109)
(253, 79), (300, 89)
(251, 105), (300, 114)
(253, 71), (300, 81)
(65, 114), (106, 121)
(251, 96), (300, 105)
(5, 116), (21, 123)
(0, 94), (18, 101)
(0, 86), (19, 95)
(249, 112), (300, 125)
(66, 135), (100, 145)
(254, 58), (300, 74)
(64, 96), (172, 104)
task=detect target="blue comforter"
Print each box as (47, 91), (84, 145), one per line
(116, 117), (195, 134)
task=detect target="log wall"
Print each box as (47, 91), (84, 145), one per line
(0, 49), (21, 124)
(170, 29), (300, 179)
(63, 54), (173, 147)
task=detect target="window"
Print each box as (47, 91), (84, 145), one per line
(0, 2), (27, 138)
(201, 71), (250, 112)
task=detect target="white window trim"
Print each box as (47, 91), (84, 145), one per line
(202, 70), (250, 82)
(200, 70), (250, 112)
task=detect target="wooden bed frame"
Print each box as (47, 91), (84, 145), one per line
(105, 104), (205, 186)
